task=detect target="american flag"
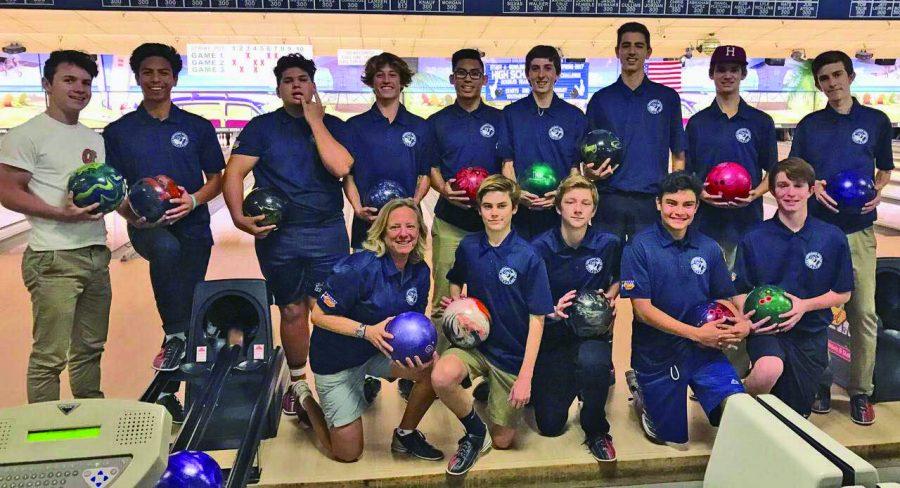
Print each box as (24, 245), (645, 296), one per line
(645, 59), (683, 92)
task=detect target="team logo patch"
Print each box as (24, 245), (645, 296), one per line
(406, 288), (418, 306)
(585, 257), (604, 274)
(735, 128), (752, 144)
(805, 251), (823, 270)
(402, 131), (417, 147)
(852, 128), (868, 145)
(622, 280), (635, 291)
(647, 99), (663, 115)
(731, 272), (737, 282)
(548, 125), (564, 141)
(498, 266), (517, 285)
(321, 291), (337, 308)
(480, 123), (495, 138)
(171, 131), (189, 148)
(81, 148), (97, 165)
(314, 282), (324, 294)
(690, 256), (707, 275)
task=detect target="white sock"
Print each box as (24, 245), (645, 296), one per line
(289, 366), (306, 381)
(165, 332), (186, 342)
(396, 428), (414, 436)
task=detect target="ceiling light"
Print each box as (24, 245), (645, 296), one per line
(855, 49), (873, 61)
(790, 49), (806, 62)
(2, 42), (26, 55)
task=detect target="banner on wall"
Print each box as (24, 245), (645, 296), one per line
(485, 59), (589, 102)
(186, 44), (313, 77)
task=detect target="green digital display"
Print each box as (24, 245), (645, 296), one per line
(27, 426), (101, 442)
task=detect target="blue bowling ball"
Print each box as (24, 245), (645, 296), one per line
(385, 312), (437, 362)
(156, 451), (223, 488)
(364, 180), (408, 211)
(827, 169), (876, 214)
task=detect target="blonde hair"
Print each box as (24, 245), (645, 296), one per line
(554, 174), (599, 209)
(476, 174), (521, 207)
(362, 198), (428, 263)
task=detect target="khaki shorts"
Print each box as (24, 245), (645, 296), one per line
(314, 354), (393, 429)
(444, 347), (520, 427)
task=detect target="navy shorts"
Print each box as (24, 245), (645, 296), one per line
(635, 344), (744, 444)
(747, 330), (828, 417)
(255, 218), (349, 307)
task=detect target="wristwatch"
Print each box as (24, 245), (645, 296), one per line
(355, 322), (367, 339)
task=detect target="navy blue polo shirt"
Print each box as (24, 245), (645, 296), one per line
(346, 104), (432, 201)
(686, 99), (778, 243)
(429, 101), (506, 232)
(310, 250), (431, 375)
(103, 104), (225, 243)
(790, 99), (894, 234)
(447, 230), (554, 374)
(734, 216), (853, 334)
(586, 76), (685, 195)
(620, 222), (736, 370)
(531, 225), (623, 347)
(232, 108), (356, 225)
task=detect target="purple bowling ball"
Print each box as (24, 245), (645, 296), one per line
(156, 450), (223, 488)
(827, 169), (876, 214)
(385, 311), (437, 362)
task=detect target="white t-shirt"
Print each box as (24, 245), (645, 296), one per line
(0, 113), (108, 251)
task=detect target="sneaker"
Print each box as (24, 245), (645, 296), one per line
(586, 434), (617, 462)
(446, 430), (492, 476)
(281, 390), (298, 416)
(153, 337), (185, 372)
(397, 378), (414, 402)
(850, 394), (875, 425)
(811, 385), (832, 414)
(156, 394), (185, 424)
(624, 370), (644, 414)
(391, 429), (444, 461)
(364, 376), (383, 404)
(473, 381), (490, 403)
(290, 381), (313, 428)
(640, 412), (664, 445)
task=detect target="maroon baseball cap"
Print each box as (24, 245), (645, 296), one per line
(710, 45), (747, 66)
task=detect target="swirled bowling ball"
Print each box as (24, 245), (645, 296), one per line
(566, 291), (614, 338)
(685, 301), (735, 327)
(67, 162), (126, 214)
(129, 175), (183, 222)
(451, 166), (490, 205)
(364, 179), (408, 211)
(518, 162), (558, 196)
(386, 312), (437, 362)
(156, 450), (223, 488)
(743, 285), (793, 327)
(242, 187), (287, 226)
(442, 297), (491, 349)
(580, 129), (623, 167)
(826, 169), (876, 214)
(705, 162), (752, 203)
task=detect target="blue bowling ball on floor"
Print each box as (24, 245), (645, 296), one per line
(156, 450), (223, 488)
(386, 312), (437, 362)
(827, 169), (876, 214)
(364, 180), (408, 211)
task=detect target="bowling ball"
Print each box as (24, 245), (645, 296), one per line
(364, 179), (408, 211)
(442, 297), (491, 349)
(385, 311), (437, 362)
(156, 450), (223, 488)
(827, 169), (876, 214)
(451, 166), (490, 205)
(685, 301), (735, 327)
(580, 129), (623, 167)
(67, 162), (126, 214)
(518, 162), (558, 196)
(242, 187), (287, 226)
(705, 162), (752, 203)
(128, 175), (183, 222)
(566, 291), (614, 338)
(743, 285), (793, 327)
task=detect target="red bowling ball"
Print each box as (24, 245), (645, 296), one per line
(451, 166), (490, 205)
(705, 162), (752, 203)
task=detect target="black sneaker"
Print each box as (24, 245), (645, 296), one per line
(446, 430), (491, 476)
(850, 394), (875, 425)
(811, 385), (832, 414)
(640, 412), (664, 445)
(586, 434), (617, 462)
(398, 378), (414, 402)
(153, 336), (185, 372)
(391, 429), (444, 461)
(364, 376), (382, 405)
(473, 381), (490, 403)
(156, 393), (185, 424)
(625, 369), (644, 414)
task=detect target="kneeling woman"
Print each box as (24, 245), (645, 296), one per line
(294, 198), (443, 462)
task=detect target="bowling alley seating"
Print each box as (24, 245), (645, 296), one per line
(873, 257), (900, 403)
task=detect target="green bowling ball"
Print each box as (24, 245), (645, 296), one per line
(518, 162), (559, 196)
(743, 285), (793, 326)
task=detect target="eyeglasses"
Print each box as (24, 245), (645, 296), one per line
(453, 69), (484, 80)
